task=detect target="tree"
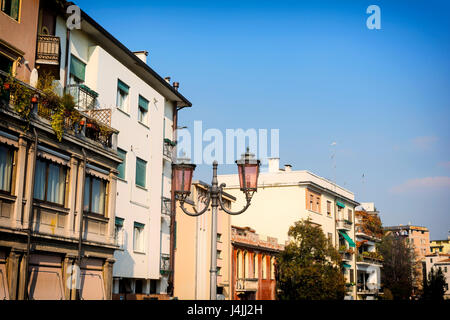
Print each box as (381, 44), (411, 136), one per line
(422, 267), (447, 301)
(276, 219), (346, 300)
(378, 234), (418, 300)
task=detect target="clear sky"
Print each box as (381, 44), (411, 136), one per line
(74, 0), (450, 239)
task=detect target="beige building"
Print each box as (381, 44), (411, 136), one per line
(384, 224), (431, 296)
(218, 158), (359, 299)
(0, 74), (121, 299)
(173, 181), (234, 300)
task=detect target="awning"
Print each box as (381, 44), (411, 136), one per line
(342, 263), (352, 269)
(336, 201), (346, 208)
(339, 231), (356, 247)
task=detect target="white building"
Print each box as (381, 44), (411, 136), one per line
(218, 158), (359, 299)
(38, 3), (191, 298)
(424, 253), (450, 299)
(355, 203), (383, 300)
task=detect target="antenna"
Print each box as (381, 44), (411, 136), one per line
(331, 142), (337, 192)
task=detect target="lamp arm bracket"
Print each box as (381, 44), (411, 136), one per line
(179, 191), (211, 217)
(218, 184), (251, 216)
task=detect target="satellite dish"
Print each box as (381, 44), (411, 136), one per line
(30, 68), (39, 88)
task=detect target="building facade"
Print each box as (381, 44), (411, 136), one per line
(384, 224), (430, 296)
(0, 53), (121, 301)
(218, 158), (359, 299)
(430, 232), (450, 254)
(173, 181), (234, 300)
(354, 203), (383, 300)
(32, 1), (191, 299)
(423, 253), (450, 299)
(231, 226), (284, 300)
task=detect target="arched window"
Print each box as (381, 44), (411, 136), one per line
(244, 251), (249, 279)
(254, 253), (259, 279)
(236, 251), (242, 279)
(270, 256), (276, 280)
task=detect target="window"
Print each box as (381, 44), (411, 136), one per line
(254, 253), (259, 279)
(217, 233), (222, 243)
(306, 189), (321, 213)
(0, 144), (14, 193)
(236, 251), (242, 278)
(444, 267), (447, 273)
(0, 54), (13, 73)
(117, 148), (127, 180)
(135, 157), (147, 188)
(114, 217), (124, 248)
(133, 222), (145, 252)
(138, 95), (149, 124)
(217, 266), (221, 276)
(309, 195), (314, 211)
(117, 79), (129, 112)
(252, 253), (256, 278)
(347, 209), (352, 222)
(349, 269), (354, 283)
(217, 250), (222, 260)
(69, 55), (86, 84)
(327, 232), (333, 244)
(327, 201), (332, 216)
(270, 257), (275, 280)
(34, 159), (67, 206)
(84, 175), (107, 215)
(1, 0), (20, 21)
(262, 255), (267, 279)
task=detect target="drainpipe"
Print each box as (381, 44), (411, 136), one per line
(63, 28), (71, 91)
(168, 105), (178, 297)
(23, 128), (38, 300)
(76, 148), (87, 300)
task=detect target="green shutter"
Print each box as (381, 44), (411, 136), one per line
(138, 95), (149, 112)
(134, 222), (145, 229)
(115, 217), (124, 227)
(117, 148), (126, 180)
(117, 79), (129, 94)
(336, 201), (346, 208)
(70, 55), (86, 82)
(338, 231), (356, 248)
(342, 263), (352, 269)
(135, 158), (146, 188)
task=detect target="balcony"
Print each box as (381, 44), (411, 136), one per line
(339, 246), (354, 261)
(357, 252), (383, 266)
(160, 253), (171, 275)
(337, 219), (352, 231)
(357, 283), (379, 295)
(163, 138), (176, 161)
(236, 278), (258, 292)
(36, 35), (60, 66)
(161, 197), (171, 218)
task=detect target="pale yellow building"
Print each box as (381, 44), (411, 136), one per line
(430, 232), (450, 254)
(218, 158), (359, 300)
(173, 181), (234, 300)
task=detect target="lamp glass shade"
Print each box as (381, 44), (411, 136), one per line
(237, 163), (259, 191)
(173, 163), (195, 194)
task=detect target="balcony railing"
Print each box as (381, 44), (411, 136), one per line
(357, 283), (379, 295)
(236, 278), (258, 292)
(160, 253), (171, 275)
(163, 138), (176, 160)
(67, 84), (99, 111)
(337, 220), (352, 231)
(36, 35), (61, 65)
(162, 197), (171, 217)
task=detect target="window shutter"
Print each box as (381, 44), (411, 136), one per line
(70, 55), (86, 82)
(117, 80), (129, 94)
(134, 222), (145, 229)
(117, 148), (126, 179)
(11, 0), (20, 20)
(138, 95), (149, 112)
(115, 217), (124, 227)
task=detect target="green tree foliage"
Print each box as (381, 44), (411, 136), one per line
(378, 234), (418, 300)
(276, 219), (346, 300)
(422, 267), (447, 301)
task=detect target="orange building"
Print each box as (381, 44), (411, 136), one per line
(231, 226), (284, 300)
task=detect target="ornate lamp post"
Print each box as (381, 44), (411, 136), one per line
(172, 148), (260, 300)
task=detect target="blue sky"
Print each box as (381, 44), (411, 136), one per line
(75, 0), (450, 239)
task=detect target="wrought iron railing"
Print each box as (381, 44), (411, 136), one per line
(162, 197), (171, 217)
(36, 35), (60, 65)
(160, 253), (171, 274)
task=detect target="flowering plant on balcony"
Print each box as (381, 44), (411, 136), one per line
(339, 245), (347, 253)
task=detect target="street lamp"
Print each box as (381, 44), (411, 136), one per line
(172, 148), (260, 300)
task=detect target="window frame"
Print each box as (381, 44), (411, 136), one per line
(137, 95), (149, 125)
(116, 148), (127, 181)
(116, 79), (130, 112)
(84, 175), (108, 216)
(135, 157), (147, 188)
(0, 144), (15, 195)
(133, 222), (145, 253)
(33, 158), (68, 207)
(1, 0), (20, 21)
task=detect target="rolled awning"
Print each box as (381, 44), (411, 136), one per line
(336, 201), (346, 208)
(339, 230), (356, 248)
(342, 263), (352, 269)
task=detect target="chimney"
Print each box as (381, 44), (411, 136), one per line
(165, 77), (171, 84)
(134, 51), (149, 64)
(173, 82), (179, 91)
(268, 158), (280, 173)
(284, 164), (292, 172)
